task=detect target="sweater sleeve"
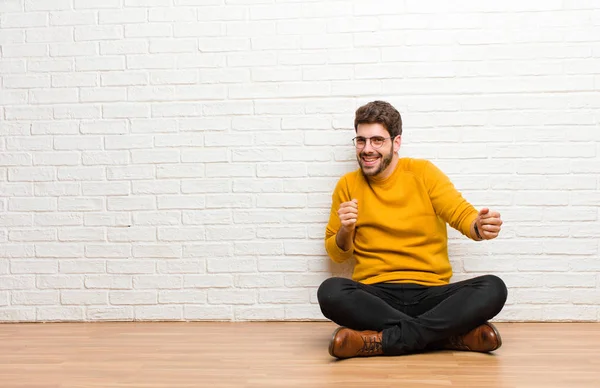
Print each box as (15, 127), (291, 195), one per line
(324, 176), (354, 263)
(422, 161), (478, 239)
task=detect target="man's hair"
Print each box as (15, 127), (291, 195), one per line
(354, 100), (402, 137)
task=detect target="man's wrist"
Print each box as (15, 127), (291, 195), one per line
(474, 223), (483, 240)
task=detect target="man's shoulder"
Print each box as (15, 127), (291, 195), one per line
(334, 169), (362, 189)
(398, 157), (433, 174)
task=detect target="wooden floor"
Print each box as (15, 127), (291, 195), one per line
(1, 322), (599, 388)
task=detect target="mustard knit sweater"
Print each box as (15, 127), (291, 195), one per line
(325, 158), (478, 286)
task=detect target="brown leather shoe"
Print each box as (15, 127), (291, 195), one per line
(442, 322), (502, 352)
(328, 327), (384, 359)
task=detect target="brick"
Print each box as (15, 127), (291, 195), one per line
(37, 307), (85, 322)
(8, 167), (55, 182)
(133, 244), (181, 258)
(2, 44), (47, 58)
(58, 227), (104, 242)
(102, 72), (148, 86)
(150, 70), (198, 85)
(37, 275), (84, 289)
(149, 7), (197, 21)
(107, 260), (155, 275)
(232, 179), (282, 193)
(149, 39), (196, 53)
(156, 259), (205, 274)
(155, 195), (204, 210)
(184, 305), (232, 320)
(54, 105), (102, 120)
(57, 167), (105, 181)
(157, 165), (204, 179)
(208, 289), (256, 305)
(135, 305), (183, 320)
(12, 291), (59, 305)
(183, 243), (232, 258)
(2, 12), (47, 28)
(107, 227), (156, 242)
(35, 213), (83, 226)
(50, 42), (97, 57)
(60, 260), (106, 274)
(107, 165), (155, 181)
(235, 306), (285, 321)
(259, 289), (310, 304)
(131, 150), (179, 164)
(128, 54), (176, 70)
(99, 9), (147, 24)
(11, 259), (58, 274)
(125, 0), (172, 6)
(0, 59), (26, 73)
(26, 27), (72, 43)
(132, 181), (179, 195)
(85, 244), (131, 258)
(0, 153), (32, 166)
(85, 275), (132, 289)
(158, 227), (204, 242)
(205, 226), (255, 241)
(158, 290), (205, 303)
(134, 275), (182, 289)
(58, 197), (103, 211)
(235, 274), (284, 288)
(7, 136), (52, 151)
(50, 11), (96, 26)
(9, 228), (56, 242)
(207, 258), (256, 273)
(110, 291), (157, 305)
(256, 194), (306, 208)
(258, 257), (308, 272)
(84, 213), (131, 227)
(108, 196), (155, 211)
(182, 210), (231, 226)
(9, 197), (56, 212)
(61, 290), (107, 305)
(87, 307), (134, 321)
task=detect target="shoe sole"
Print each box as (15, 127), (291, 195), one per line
(328, 327), (345, 358)
(486, 322), (502, 351)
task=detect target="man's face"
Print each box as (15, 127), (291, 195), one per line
(355, 123), (398, 178)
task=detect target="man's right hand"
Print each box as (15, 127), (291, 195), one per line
(335, 199), (358, 251)
(337, 199), (358, 230)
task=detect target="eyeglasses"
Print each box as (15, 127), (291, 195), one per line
(352, 136), (393, 149)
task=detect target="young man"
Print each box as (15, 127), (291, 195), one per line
(318, 101), (507, 359)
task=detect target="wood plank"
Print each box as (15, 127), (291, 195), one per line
(0, 322), (599, 387)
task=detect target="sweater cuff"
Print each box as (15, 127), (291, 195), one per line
(463, 211), (479, 240)
(325, 234), (354, 263)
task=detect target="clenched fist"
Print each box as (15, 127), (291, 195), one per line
(337, 199), (358, 231)
(475, 208), (502, 240)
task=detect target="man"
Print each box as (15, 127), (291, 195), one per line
(318, 101), (507, 359)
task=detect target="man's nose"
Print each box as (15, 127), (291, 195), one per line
(362, 139), (375, 152)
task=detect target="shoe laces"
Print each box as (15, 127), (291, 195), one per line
(446, 335), (469, 350)
(358, 334), (382, 355)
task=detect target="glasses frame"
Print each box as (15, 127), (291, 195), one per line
(352, 136), (394, 149)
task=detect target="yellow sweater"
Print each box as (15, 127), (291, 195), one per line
(325, 158), (478, 286)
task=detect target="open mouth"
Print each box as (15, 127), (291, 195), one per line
(361, 154), (380, 167)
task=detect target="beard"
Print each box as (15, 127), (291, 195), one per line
(357, 143), (394, 177)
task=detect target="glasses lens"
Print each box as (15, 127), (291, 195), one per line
(354, 137), (366, 148)
(371, 137), (384, 148)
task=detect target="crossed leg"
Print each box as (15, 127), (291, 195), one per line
(317, 275), (507, 355)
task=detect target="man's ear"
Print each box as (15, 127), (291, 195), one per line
(394, 135), (402, 153)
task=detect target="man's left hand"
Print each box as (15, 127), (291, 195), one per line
(476, 208), (502, 240)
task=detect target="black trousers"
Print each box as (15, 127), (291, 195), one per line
(317, 275), (507, 356)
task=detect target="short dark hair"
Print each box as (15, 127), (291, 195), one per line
(354, 101), (402, 137)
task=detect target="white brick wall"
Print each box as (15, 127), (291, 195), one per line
(1, 1), (599, 323)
